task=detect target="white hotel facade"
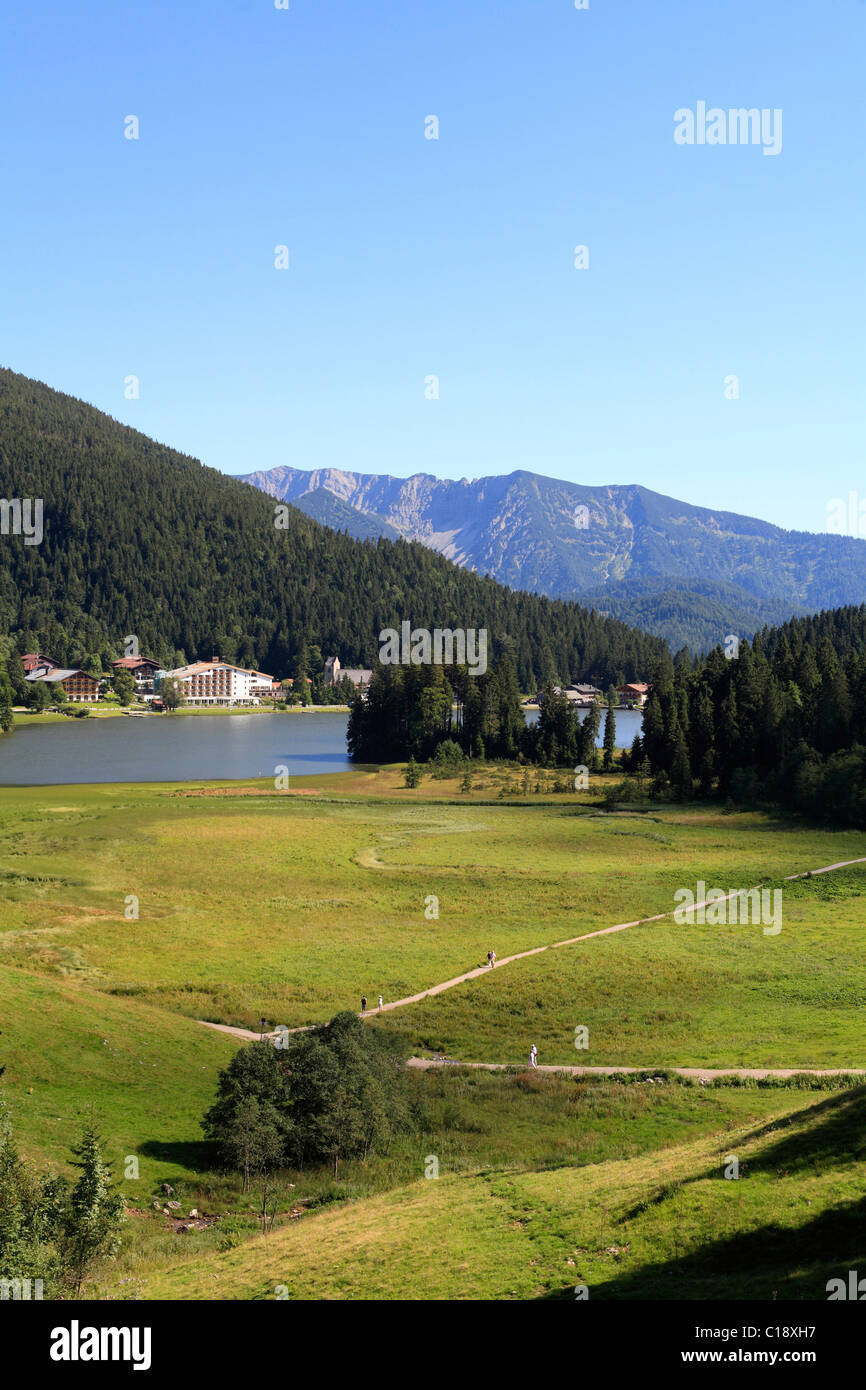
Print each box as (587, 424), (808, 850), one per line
(157, 659), (277, 706)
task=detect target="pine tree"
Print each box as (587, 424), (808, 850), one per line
(670, 730), (693, 800)
(59, 1123), (126, 1297)
(0, 665), (13, 732)
(582, 698), (602, 771)
(602, 691), (616, 771)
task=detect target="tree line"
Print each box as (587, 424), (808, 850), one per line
(347, 657), (624, 771)
(629, 605), (866, 825)
(349, 602), (866, 828)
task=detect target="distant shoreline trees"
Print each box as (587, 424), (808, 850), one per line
(631, 607), (866, 826)
(348, 602), (866, 829)
(348, 662), (621, 774)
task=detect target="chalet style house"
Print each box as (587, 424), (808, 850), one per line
(25, 667), (100, 702)
(111, 655), (162, 693)
(533, 683), (602, 708)
(617, 682), (651, 707)
(22, 653), (60, 674)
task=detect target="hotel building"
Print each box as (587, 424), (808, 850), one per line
(157, 659), (277, 706)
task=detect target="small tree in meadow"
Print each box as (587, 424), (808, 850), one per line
(58, 1122), (126, 1297)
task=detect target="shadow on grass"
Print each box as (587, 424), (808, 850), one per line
(540, 1193), (866, 1301)
(542, 1086), (866, 1301)
(617, 1085), (866, 1224)
(138, 1138), (219, 1171)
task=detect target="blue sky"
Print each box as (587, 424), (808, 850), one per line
(1, 0), (863, 532)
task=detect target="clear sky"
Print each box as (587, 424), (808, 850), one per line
(1, 0), (863, 532)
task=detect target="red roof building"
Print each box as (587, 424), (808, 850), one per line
(22, 653), (59, 673)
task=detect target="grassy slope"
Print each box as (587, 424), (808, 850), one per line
(142, 1081), (866, 1301)
(0, 967), (238, 1182)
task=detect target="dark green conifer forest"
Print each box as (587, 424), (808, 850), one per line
(628, 605), (866, 826)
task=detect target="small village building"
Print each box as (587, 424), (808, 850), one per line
(26, 668), (100, 702)
(564, 684), (602, 706)
(617, 681), (651, 707)
(536, 684), (601, 707)
(111, 656), (162, 693)
(324, 655), (372, 689)
(22, 653), (60, 674)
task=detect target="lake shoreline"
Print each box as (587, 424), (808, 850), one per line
(11, 704), (352, 728)
(0, 707), (644, 786)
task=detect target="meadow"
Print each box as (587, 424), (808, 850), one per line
(0, 763), (863, 1299)
(0, 770), (864, 1063)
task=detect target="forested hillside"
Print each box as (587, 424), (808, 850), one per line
(0, 369), (665, 688)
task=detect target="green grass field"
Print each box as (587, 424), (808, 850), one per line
(1, 765), (864, 1299)
(1, 774), (864, 1062)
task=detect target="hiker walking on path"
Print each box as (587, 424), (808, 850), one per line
(488, 950), (496, 968)
(378, 994), (383, 1010)
(361, 996), (367, 1014)
(529, 1044), (538, 1069)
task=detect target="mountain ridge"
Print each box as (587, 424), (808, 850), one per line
(239, 464), (865, 650)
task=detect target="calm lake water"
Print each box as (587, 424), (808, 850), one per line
(0, 708), (643, 786)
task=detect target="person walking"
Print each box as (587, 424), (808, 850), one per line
(529, 1044), (538, 1070)
(378, 994), (383, 1011)
(361, 995), (367, 1014)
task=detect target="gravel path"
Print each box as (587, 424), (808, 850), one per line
(197, 854), (866, 1071)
